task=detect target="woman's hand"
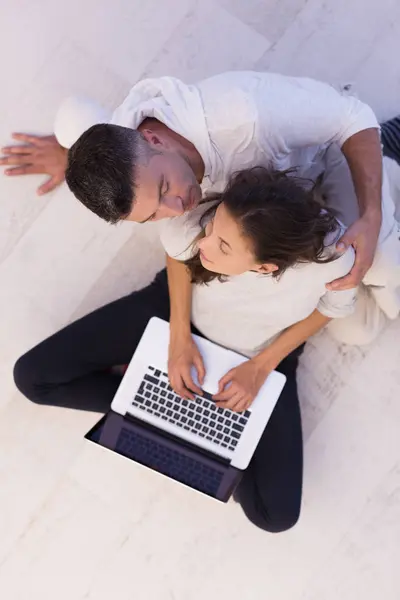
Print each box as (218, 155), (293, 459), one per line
(213, 358), (270, 412)
(168, 332), (205, 400)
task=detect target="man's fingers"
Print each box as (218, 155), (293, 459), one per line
(12, 133), (42, 145)
(327, 263), (364, 291)
(335, 234), (352, 253)
(336, 224), (358, 252)
(1, 145), (34, 156)
(37, 177), (59, 195)
(326, 273), (357, 291)
(0, 154), (35, 166)
(4, 165), (42, 176)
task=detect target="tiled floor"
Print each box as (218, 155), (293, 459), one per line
(0, 1), (399, 598)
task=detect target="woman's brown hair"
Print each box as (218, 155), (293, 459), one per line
(185, 167), (340, 285)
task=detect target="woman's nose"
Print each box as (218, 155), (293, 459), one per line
(198, 235), (213, 254)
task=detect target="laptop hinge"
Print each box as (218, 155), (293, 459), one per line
(124, 410), (231, 467)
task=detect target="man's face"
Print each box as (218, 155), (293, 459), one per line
(125, 150), (202, 223)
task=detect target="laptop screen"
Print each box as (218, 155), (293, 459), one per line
(85, 412), (242, 502)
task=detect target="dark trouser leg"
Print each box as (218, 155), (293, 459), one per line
(235, 345), (304, 533)
(13, 270), (170, 413)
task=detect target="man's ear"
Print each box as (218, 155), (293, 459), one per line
(141, 128), (168, 149)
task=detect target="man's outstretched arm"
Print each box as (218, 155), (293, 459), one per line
(0, 96), (109, 195)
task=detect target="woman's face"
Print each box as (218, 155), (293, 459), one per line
(196, 203), (277, 276)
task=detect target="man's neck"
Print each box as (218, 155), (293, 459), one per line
(138, 117), (205, 182)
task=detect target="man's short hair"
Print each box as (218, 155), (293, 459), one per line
(66, 124), (150, 223)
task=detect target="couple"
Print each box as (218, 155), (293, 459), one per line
(5, 70), (400, 533)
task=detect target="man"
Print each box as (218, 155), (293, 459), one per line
(1, 71), (399, 334)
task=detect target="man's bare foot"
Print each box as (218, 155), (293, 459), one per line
(0, 133), (68, 195)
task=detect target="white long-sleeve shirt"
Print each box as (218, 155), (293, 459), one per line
(55, 71), (379, 198)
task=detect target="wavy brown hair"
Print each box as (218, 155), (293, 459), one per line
(185, 167), (340, 284)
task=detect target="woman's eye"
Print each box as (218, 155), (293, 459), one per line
(204, 221), (213, 236)
(219, 241), (228, 255)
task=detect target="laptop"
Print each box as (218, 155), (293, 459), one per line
(85, 317), (286, 502)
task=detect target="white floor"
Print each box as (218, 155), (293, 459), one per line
(1, 1), (400, 598)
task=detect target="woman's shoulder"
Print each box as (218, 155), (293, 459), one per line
(157, 201), (217, 261)
(287, 223), (355, 283)
(317, 224), (356, 280)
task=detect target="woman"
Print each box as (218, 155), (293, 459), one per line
(14, 168), (356, 533)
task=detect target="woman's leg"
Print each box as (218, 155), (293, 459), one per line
(234, 346), (304, 533)
(13, 270), (170, 413)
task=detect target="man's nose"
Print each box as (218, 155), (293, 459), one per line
(162, 195), (185, 217)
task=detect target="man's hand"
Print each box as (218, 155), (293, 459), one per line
(168, 333), (205, 400)
(1, 133), (67, 195)
(327, 212), (381, 291)
(213, 359), (270, 413)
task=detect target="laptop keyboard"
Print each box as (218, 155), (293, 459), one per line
(130, 366), (251, 453)
(117, 427), (224, 496)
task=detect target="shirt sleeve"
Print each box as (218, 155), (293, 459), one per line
(316, 246), (357, 318)
(255, 74), (379, 154)
(157, 202), (214, 260)
(317, 287), (357, 319)
(158, 218), (197, 261)
(54, 96), (111, 149)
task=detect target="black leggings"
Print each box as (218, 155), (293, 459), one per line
(14, 269), (303, 533)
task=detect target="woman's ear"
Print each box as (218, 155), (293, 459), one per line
(256, 263), (279, 274)
(141, 128), (168, 149)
